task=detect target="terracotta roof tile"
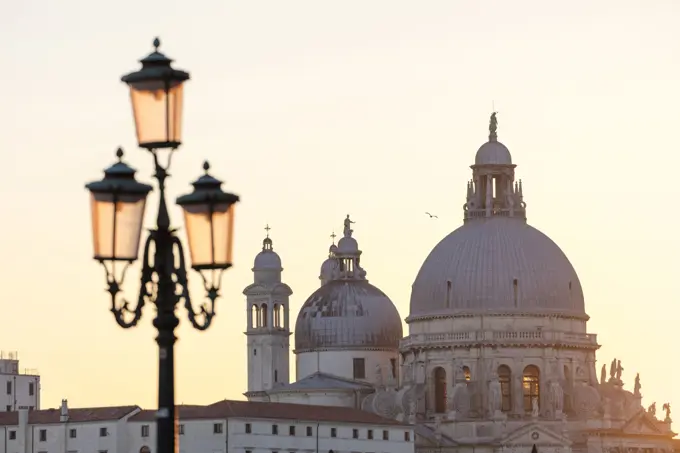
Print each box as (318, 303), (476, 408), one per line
(129, 400), (406, 426)
(0, 406), (140, 426)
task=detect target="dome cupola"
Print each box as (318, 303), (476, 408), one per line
(252, 224), (283, 285)
(409, 113), (586, 319)
(319, 232), (340, 286)
(295, 215), (403, 353)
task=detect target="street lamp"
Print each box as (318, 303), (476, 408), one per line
(85, 39), (239, 453)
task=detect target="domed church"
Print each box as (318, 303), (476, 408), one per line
(242, 114), (676, 453)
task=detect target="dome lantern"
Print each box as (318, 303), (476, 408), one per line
(465, 112), (526, 222)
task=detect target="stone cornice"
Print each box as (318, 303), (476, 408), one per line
(406, 310), (590, 323)
(293, 346), (399, 354)
(400, 329), (600, 351)
(244, 328), (291, 337)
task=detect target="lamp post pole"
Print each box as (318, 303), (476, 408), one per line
(85, 39), (239, 453)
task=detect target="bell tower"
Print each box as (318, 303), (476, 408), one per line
(243, 226), (293, 402)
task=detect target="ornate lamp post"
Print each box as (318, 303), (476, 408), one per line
(85, 39), (239, 453)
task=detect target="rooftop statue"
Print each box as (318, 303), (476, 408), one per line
(489, 112), (498, 141)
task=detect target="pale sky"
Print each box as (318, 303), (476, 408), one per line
(1, 0), (679, 412)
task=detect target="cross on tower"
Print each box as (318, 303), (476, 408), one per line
(330, 231), (337, 244)
(264, 224), (271, 238)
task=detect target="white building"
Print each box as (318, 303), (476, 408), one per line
(241, 113), (678, 453)
(0, 352), (40, 412)
(0, 400), (414, 453)
(0, 401), (139, 453)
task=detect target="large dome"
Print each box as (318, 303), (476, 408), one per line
(295, 279), (403, 352)
(409, 216), (585, 317)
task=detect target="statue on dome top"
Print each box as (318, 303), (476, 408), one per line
(343, 214), (355, 237)
(489, 112), (498, 141)
(600, 364), (607, 385)
(609, 358), (617, 381)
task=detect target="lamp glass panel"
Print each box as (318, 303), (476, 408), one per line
(90, 192), (147, 261)
(128, 80), (184, 147)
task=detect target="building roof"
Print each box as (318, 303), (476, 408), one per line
(0, 406), (140, 426)
(267, 372), (374, 393)
(409, 216), (586, 317)
(294, 279), (403, 352)
(129, 400), (407, 426)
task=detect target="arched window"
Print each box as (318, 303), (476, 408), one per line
(251, 305), (260, 328)
(273, 303), (280, 327)
(462, 366), (471, 381)
(260, 303), (268, 327)
(274, 369), (278, 382)
(433, 367), (447, 413)
(498, 365), (512, 412)
(523, 365), (540, 412)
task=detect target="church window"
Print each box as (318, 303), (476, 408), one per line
(433, 367), (447, 413)
(272, 424), (278, 435)
(273, 303), (280, 327)
(330, 428), (337, 437)
(306, 426), (313, 436)
(274, 369), (278, 382)
(405, 431), (411, 441)
(368, 429), (373, 439)
(260, 304), (268, 327)
(353, 358), (366, 379)
(462, 366), (471, 381)
(213, 423), (223, 434)
(353, 429), (358, 438)
(251, 305), (260, 328)
(245, 423), (251, 434)
(513, 279), (518, 307)
(289, 425), (295, 436)
(523, 365), (540, 412)
(253, 349), (257, 356)
(498, 365), (512, 412)
(390, 358), (397, 379)
(383, 430), (389, 440)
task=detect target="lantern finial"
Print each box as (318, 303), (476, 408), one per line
(153, 37), (161, 51)
(203, 161), (211, 173)
(116, 147), (124, 161)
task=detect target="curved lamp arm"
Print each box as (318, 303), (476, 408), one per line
(102, 234), (154, 328)
(172, 236), (222, 331)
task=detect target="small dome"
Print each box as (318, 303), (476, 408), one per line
(294, 280), (403, 352)
(475, 140), (512, 166)
(253, 237), (282, 270)
(319, 257), (339, 284)
(337, 236), (358, 253)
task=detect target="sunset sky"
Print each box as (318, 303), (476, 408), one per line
(1, 0), (679, 412)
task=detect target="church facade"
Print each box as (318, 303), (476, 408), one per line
(242, 114), (677, 453)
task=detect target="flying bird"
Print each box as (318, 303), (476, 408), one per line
(425, 212), (438, 219)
